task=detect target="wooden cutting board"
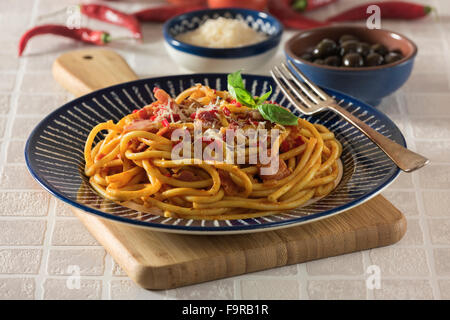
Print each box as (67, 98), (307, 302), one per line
(53, 49), (407, 290)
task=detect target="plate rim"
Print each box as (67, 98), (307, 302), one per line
(25, 73), (405, 234)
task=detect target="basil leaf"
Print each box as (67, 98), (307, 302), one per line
(227, 70), (244, 88)
(256, 86), (272, 105)
(257, 104), (299, 126)
(227, 83), (236, 100)
(227, 70), (245, 99)
(227, 70), (272, 109)
(235, 87), (256, 107)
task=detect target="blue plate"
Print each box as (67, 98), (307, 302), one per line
(25, 74), (405, 235)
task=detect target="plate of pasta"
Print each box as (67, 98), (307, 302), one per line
(25, 72), (405, 234)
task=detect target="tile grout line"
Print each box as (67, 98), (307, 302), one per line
(361, 249), (373, 300)
(396, 90), (441, 300)
(411, 16), (450, 300)
(438, 3), (450, 91)
(35, 196), (57, 300)
(234, 278), (241, 300)
(0, 0), (43, 300)
(103, 254), (113, 300)
(410, 17), (449, 300)
(297, 263), (309, 300)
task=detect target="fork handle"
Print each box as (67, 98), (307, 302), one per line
(328, 103), (429, 172)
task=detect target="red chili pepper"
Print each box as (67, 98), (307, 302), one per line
(222, 107), (231, 116)
(268, 0), (329, 29)
(292, 0), (338, 12)
(80, 4), (142, 40)
(134, 5), (207, 22)
(18, 24), (110, 56)
(326, 1), (433, 22)
(169, 0), (206, 5)
(38, 4), (142, 39)
(190, 112), (196, 119)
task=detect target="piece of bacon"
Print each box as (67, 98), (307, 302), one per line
(154, 88), (171, 104)
(173, 170), (203, 181)
(218, 169), (240, 196)
(259, 158), (291, 182)
(197, 110), (217, 122)
(123, 120), (159, 133)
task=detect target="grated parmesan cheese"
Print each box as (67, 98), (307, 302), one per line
(152, 100), (188, 124)
(176, 17), (267, 48)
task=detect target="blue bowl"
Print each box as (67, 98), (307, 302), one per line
(163, 8), (283, 72)
(284, 25), (418, 106)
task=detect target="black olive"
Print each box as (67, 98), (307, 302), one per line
(384, 52), (403, 64)
(357, 42), (371, 57)
(365, 52), (384, 66)
(340, 40), (359, 56)
(312, 47), (322, 59)
(313, 59), (325, 65)
(371, 43), (389, 56)
(310, 35), (399, 68)
(342, 53), (364, 67)
(300, 52), (313, 61)
(313, 38), (338, 59)
(339, 34), (359, 44)
(324, 55), (341, 67)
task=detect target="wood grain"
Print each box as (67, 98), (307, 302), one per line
(73, 196), (406, 289)
(53, 49), (407, 290)
(52, 49), (138, 97)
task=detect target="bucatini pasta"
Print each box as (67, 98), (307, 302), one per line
(84, 75), (342, 220)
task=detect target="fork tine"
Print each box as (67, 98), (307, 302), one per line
(273, 66), (314, 108)
(270, 68), (314, 115)
(279, 63), (320, 104)
(287, 60), (329, 101)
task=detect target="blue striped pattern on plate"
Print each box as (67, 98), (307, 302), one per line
(25, 74), (404, 234)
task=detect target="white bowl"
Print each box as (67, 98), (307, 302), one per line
(163, 8), (283, 73)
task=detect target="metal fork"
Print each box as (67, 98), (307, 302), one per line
(271, 61), (429, 172)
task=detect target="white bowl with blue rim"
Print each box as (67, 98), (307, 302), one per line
(163, 8), (283, 73)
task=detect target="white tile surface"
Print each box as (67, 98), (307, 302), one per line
(0, 0), (449, 300)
